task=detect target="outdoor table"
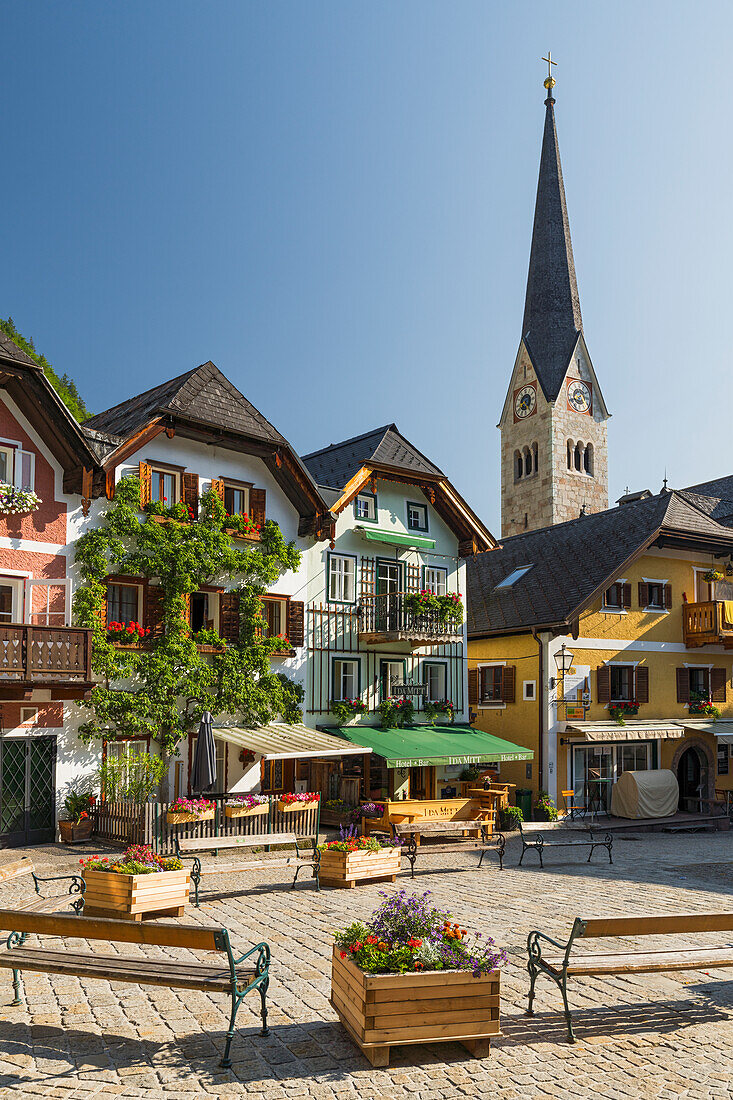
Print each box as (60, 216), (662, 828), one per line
(586, 777), (612, 821)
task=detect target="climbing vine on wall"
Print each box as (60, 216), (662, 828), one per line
(73, 475), (304, 756)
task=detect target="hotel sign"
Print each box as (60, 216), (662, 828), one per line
(392, 678), (428, 698)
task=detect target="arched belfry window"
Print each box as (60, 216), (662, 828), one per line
(522, 446), (532, 477)
(514, 450), (522, 481)
(567, 440), (573, 469)
(584, 442), (594, 475)
(574, 442), (582, 472)
(532, 442), (538, 473)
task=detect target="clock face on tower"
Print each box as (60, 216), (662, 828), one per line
(514, 384), (537, 420)
(567, 379), (592, 414)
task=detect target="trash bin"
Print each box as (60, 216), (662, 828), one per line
(515, 788), (532, 822)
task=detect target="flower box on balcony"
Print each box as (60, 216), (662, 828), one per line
(319, 844), (401, 889)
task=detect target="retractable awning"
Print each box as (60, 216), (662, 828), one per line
(356, 526), (436, 550)
(565, 721), (685, 743)
(683, 720), (733, 744)
(331, 724), (533, 768)
(213, 723), (371, 760)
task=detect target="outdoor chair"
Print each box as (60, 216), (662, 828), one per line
(560, 789), (586, 820)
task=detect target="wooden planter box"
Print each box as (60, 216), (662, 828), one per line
(58, 819), (94, 844)
(319, 846), (401, 889)
(224, 802), (269, 819)
(331, 947), (500, 1066)
(224, 527), (260, 542)
(82, 868), (190, 921)
(277, 799), (319, 813)
(166, 809), (215, 825)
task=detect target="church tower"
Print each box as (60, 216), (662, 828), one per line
(499, 60), (609, 538)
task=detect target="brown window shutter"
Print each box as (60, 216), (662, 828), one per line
(622, 583), (632, 609)
(676, 667), (690, 704)
(501, 665), (516, 704)
(468, 668), (478, 706)
(711, 667), (727, 703)
(220, 591), (241, 643)
(664, 584), (672, 609)
(183, 592), (191, 628)
(597, 665), (611, 704)
(286, 599), (305, 647)
(635, 665), (649, 704)
(99, 584), (109, 627)
(139, 462), (152, 508)
(211, 478), (225, 504)
(250, 487), (266, 529)
(145, 585), (165, 639)
(182, 472), (199, 520)
(638, 582), (649, 608)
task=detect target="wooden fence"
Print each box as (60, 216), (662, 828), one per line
(91, 794), (321, 854)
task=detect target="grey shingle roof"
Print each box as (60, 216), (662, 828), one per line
(86, 362), (287, 446)
(0, 331), (38, 368)
(521, 95), (583, 401)
(302, 425), (443, 490)
(679, 476), (733, 525)
(467, 491), (733, 636)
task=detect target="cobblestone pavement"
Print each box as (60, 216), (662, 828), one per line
(3, 830), (733, 1098)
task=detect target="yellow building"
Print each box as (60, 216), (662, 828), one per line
(467, 483), (733, 816)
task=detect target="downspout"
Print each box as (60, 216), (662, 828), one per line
(533, 629), (544, 786)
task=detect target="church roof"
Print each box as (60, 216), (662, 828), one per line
(301, 424), (444, 489)
(521, 90), (584, 401)
(467, 490), (733, 636)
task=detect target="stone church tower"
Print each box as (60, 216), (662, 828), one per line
(499, 71), (609, 538)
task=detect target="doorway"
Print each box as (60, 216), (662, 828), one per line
(0, 736), (56, 847)
(677, 747), (702, 811)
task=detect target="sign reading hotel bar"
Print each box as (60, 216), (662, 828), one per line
(390, 754), (530, 767)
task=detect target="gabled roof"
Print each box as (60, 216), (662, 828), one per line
(679, 475), (733, 526)
(301, 424), (443, 489)
(519, 87), (594, 404)
(86, 361), (287, 446)
(467, 490), (733, 637)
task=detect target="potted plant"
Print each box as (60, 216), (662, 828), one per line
(277, 792), (320, 812)
(424, 700), (455, 725)
(59, 792), (95, 844)
(166, 796), (216, 824)
(223, 511), (261, 540)
(436, 593), (464, 625)
(688, 699), (721, 719)
(321, 799), (359, 827)
(404, 590), (440, 619)
(0, 483), (42, 516)
(608, 700), (639, 725)
(498, 805), (523, 832)
(319, 835), (402, 889)
(377, 697), (414, 729)
(534, 791), (558, 822)
(80, 844), (189, 920)
(224, 794), (270, 818)
(330, 698), (368, 723)
(107, 620), (151, 645)
(331, 890), (506, 1066)
(703, 569), (724, 584)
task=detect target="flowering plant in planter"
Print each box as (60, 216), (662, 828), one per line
(333, 890), (506, 976)
(437, 593), (464, 624)
(80, 845), (183, 875)
(608, 700), (639, 725)
(279, 791), (320, 805)
(62, 791), (95, 825)
(225, 794), (268, 808)
(534, 791), (558, 821)
(358, 801), (385, 820)
(318, 836), (400, 854)
(330, 698), (368, 722)
(378, 697), (414, 729)
(404, 590), (441, 617)
(0, 484), (41, 516)
(423, 699), (455, 724)
(144, 500), (196, 523)
(689, 700), (721, 719)
(107, 620), (151, 643)
(168, 796), (215, 817)
(703, 569), (725, 584)
(224, 511), (261, 538)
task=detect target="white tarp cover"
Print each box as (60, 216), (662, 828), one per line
(610, 769), (679, 819)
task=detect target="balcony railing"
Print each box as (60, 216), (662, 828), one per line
(0, 624), (93, 684)
(682, 601), (733, 648)
(358, 592), (463, 646)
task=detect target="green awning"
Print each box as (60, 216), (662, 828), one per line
(330, 724), (533, 768)
(358, 527), (436, 550)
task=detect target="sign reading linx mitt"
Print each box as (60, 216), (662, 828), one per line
(393, 679), (428, 698)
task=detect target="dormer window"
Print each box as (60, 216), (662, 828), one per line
(354, 492), (377, 523)
(407, 502), (428, 532)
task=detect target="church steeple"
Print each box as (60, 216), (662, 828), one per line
(521, 62), (583, 401)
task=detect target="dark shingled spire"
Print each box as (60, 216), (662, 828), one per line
(521, 85), (583, 401)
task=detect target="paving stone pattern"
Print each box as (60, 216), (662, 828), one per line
(2, 831), (733, 1098)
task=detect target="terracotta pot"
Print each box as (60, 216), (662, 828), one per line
(58, 819), (94, 844)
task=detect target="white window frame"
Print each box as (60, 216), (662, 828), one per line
(642, 576), (669, 614)
(20, 707), (39, 726)
(0, 575), (27, 625)
(25, 578), (71, 627)
(223, 483), (251, 517)
(601, 578), (628, 614)
(260, 595), (287, 639)
(333, 657), (360, 702)
(423, 567), (448, 596)
(423, 662), (447, 701)
(0, 438), (35, 491)
(354, 493), (377, 522)
(407, 502), (428, 531)
(523, 680), (536, 701)
(606, 659), (640, 704)
(328, 553), (356, 604)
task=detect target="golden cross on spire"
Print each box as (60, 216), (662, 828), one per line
(542, 51), (557, 92)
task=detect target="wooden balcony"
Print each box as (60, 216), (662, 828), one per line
(358, 593), (463, 648)
(0, 624), (94, 697)
(682, 602), (733, 648)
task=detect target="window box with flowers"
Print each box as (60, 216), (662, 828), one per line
(59, 791), (96, 844)
(166, 797), (216, 824)
(0, 484), (42, 516)
(144, 501), (197, 525)
(277, 792), (320, 813)
(688, 700), (721, 719)
(330, 890), (505, 1066)
(224, 512), (261, 542)
(79, 845), (189, 920)
(267, 634), (295, 658)
(378, 697), (414, 729)
(423, 700), (455, 725)
(318, 836), (402, 889)
(224, 794), (270, 819)
(330, 698), (368, 724)
(107, 620), (151, 646)
(608, 701), (639, 725)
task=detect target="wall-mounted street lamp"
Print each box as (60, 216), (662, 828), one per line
(549, 643), (575, 692)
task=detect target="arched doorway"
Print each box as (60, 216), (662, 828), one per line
(677, 747), (702, 812)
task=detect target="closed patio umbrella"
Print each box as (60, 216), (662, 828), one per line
(191, 711), (217, 792)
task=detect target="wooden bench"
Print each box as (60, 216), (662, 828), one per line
(527, 912), (733, 1042)
(175, 831), (320, 905)
(0, 856), (85, 913)
(0, 908), (270, 1068)
(395, 821), (506, 874)
(517, 820), (613, 868)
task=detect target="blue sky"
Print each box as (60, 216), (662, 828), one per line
(2, 1), (732, 532)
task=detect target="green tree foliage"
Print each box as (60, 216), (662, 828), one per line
(0, 316), (91, 421)
(73, 476), (304, 758)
